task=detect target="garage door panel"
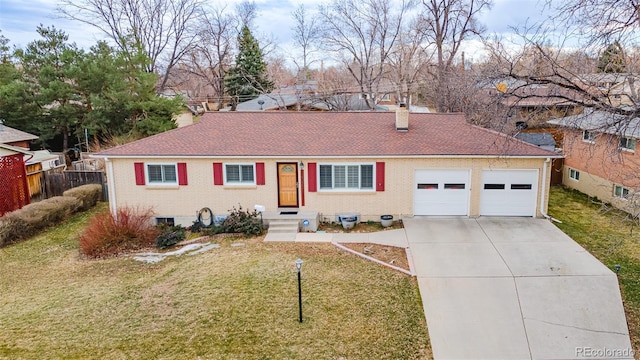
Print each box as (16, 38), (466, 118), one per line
(481, 170), (537, 217)
(415, 170), (470, 216)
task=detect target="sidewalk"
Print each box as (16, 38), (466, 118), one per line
(263, 229), (408, 248)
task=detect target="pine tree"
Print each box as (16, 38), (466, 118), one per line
(597, 41), (627, 73)
(225, 26), (273, 110)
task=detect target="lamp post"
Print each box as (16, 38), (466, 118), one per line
(295, 258), (303, 323)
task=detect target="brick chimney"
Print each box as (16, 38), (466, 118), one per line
(396, 103), (409, 131)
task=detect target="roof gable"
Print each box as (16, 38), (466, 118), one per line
(95, 112), (556, 158)
(0, 125), (38, 145)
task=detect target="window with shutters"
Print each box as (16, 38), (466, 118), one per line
(146, 164), (177, 184)
(225, 163), (255, 184)
(318, 163), (374, 191)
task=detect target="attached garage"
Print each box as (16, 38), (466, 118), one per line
(414, 169), (470, 215)
(480, 170), (538, 216)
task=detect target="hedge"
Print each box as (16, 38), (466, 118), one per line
(63, 184), (103, 211)
(0, 184), (103, 247)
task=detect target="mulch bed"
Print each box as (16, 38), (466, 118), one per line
(340, 242), (410, 272)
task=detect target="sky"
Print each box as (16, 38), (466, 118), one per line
(0, 0), (552, 64)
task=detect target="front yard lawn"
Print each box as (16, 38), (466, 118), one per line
(548, 186), (640, 353)
(0, 204), (430, 359)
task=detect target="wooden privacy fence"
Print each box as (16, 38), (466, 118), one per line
(30, 170), (107, 202)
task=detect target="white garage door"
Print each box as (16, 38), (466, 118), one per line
(414, 169), (470, 215)
(480, 170), (538, 216)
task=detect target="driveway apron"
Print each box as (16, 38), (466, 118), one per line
(404, 217), (633, 360)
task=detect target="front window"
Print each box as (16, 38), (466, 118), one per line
(582, 130), (596, 143)
(614, 185), (630, 199)
(569, 169), (580, 181)
(225, 164), (255, 184)
(319, 163), (374, 191)
(147, 164), (177, 184)
(619, 136), (636, 151)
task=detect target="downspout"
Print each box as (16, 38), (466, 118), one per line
(105, 157), (117, 217)
(540, 157), (561, 223)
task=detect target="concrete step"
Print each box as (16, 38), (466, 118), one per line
(267, 219), (299, 234)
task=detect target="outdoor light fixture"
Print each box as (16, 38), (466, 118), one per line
(299, 161), (304, 168)
(615, 264), (621, 274)
(257, 99), (265, 110)
(295, 258), (303, 323)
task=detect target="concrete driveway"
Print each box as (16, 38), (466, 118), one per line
(404, 217), (633, 360)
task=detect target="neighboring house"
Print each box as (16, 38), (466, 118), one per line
(575, 73), (639, 107)
(94, 111), (558, 229)
(228, 93), (389, 112)
(0, 144), (31, 216)
(548, 108), (640, 213)
(0, 123), (38, 149)
(480, 79), (582, 128)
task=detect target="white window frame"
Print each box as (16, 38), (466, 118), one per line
(619, 136), (636, 152)
(582, 130), (596, 143)
(569, 168), (580, 181)
(146, 163), (177, 185)
(317, 163), (375, 192)
(223, 163), (256, 185)
(613, 185), (631, 200)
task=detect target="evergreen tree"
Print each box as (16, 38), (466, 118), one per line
(225, 26), (273, 110)
(15, 26), (86, 151)
(5, 28), (182, 151)
(0, 32), (41, 137)
(597, 41), (627, 73)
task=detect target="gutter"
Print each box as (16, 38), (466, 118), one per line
(105, 157), (117, 217)
(540, 157), (562, 223)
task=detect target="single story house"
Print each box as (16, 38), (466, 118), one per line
(548, 108), (640, 213)
(93, 110), (559, 229)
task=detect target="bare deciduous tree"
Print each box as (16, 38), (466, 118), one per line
(418, 0), (492, 112)
(291, 4), (321, 81)
(319, 0), (410, 110)
(387, 16), (432, 105)
(57, 0), (204, 94)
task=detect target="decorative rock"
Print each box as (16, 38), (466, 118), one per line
(363, 246), (374, 255)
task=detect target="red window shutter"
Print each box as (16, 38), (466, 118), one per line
(134, 162), (145, 185)
(256, 162), (265, 185)
(213, 162), (223, 185)
(177, 163), (188, 185)
(308, 162), (317, 192)
(376, 162), (385, 191)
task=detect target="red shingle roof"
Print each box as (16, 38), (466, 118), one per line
(95, 112), (556, 157)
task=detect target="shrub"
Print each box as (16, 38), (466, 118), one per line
(155, 225), (186, 249)
(63, 184), (103, 210)
(79, 207), (160, 258)
(0, 217), (28, 247)
(0, 196), (81, 246)
(219, 205), (264, 236)
(189, 219), (203, 233)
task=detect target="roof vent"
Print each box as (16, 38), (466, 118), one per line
(396, 107), (409, 131)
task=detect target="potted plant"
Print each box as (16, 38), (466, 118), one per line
(380, 215), (393, 227)
(340, 216), (357, 230)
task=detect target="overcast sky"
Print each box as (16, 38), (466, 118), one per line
(0, 0), (551, 64)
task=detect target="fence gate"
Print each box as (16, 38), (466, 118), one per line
(0, 154), (30, 216)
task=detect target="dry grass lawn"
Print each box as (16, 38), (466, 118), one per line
(0, 204), (430, 359)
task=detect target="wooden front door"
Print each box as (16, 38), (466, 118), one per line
(277, 163), (298, 207)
